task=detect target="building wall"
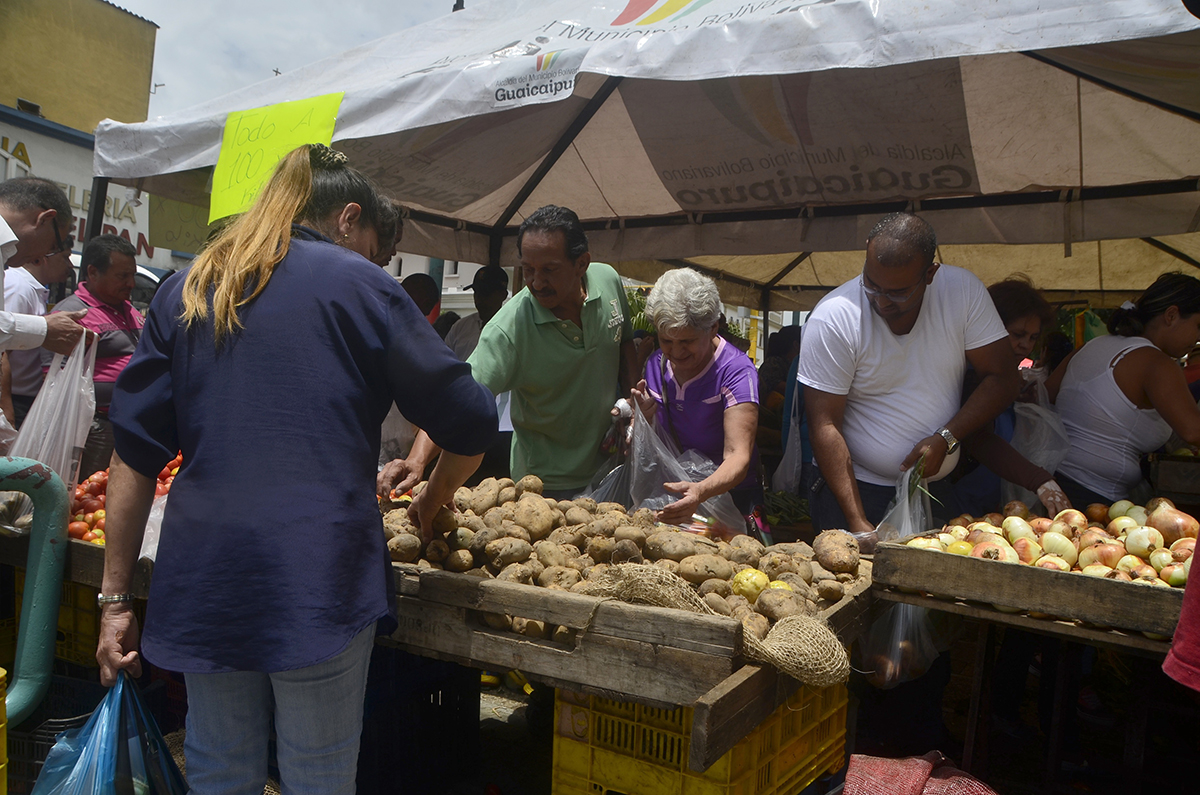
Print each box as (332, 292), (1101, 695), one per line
(0, 0), (156, 133)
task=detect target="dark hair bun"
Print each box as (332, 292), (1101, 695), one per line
(1107, 305), (1145, 337)
(309, 144), (348, 171)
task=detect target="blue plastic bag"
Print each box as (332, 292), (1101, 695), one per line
(32, 671), (187, 794)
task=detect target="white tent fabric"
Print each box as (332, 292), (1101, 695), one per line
(94, 0), (1200, 268)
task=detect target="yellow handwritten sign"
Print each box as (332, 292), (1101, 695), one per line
(209, 92), (344, 223)
(149, 195), (212, 254)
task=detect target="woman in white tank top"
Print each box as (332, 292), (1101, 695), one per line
(1049, 273), (1200, 503)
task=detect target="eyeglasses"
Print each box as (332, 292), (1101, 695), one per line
(41, 207), (73, 255)
(861, 269), (930, 304)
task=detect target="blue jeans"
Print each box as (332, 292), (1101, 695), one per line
(183, 622), (375, 795)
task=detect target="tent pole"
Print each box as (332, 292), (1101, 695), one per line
(84, 177), (109, 243)
(488, 76), (624, 245)
(1141, 237), (1200, 272)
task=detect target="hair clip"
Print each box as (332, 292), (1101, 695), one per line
(310, 144), (348, 170)
(1120, 301), (1137, 311)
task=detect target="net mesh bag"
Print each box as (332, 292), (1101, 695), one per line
(845, 752), (999, 795)
(579, 563), (849, 687)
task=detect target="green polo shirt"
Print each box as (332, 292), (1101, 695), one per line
(467, 262), (632, 491)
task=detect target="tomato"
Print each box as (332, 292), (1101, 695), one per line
(67, 521), (89, 539)
(170, 467), (179, 476)
(84, 513), (95, 526)
(155, 483), (169, 496)
(94, 518), (105, 531)
(82, 532), (96, 541)
(96, 494), (105, 505)
(84, 481), (105, 496)
(80, 498), (103, 513)
(158, 466), (171, 480)
(73, 512), (85, 523)
(93, 509), (105, 521)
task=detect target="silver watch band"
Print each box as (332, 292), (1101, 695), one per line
(97, 593), (136, 607)
(936, 427), (959, 454)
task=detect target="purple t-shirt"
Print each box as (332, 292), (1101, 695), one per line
(644, 336), (760, 489)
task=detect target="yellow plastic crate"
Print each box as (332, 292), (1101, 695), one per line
(14, 570), (145, 668)
(552, 683), (847, 795)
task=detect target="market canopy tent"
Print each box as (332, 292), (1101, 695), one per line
(94, 0), (1200, 273)
(616, 232), (1200, 311)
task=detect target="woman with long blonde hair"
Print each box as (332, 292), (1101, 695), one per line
(96, 145), (497, 795)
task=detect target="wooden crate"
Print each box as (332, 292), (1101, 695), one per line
(390, 562), (875, 771)
(873, 538), (1183, 637)
(1150, 455), (1200, 502)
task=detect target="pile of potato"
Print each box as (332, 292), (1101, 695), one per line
(383, 476), (863, 642)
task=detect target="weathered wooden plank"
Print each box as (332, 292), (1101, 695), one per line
(416, 568), (741, 655)
(389, 592), (733, 705)
(590, 602), (741, 656)
(0, 535), (153, 598)
(873, 541), (1182, 636)
(876, 589), (1171, 658)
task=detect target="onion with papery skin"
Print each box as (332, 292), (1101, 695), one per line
(1145, 501), (1200, 546)
(1004, 501), (1030, 519)
(1035, 555), (1071, 572)
(946, 525), (969, 541)
(1149, 547), (1175, 573)
(1131, 563), (1159, 581)
(1049, 520), (1078, 539)
(971, 541), (1018, 563)
(1085, 503), (1110, 523)
(1079, 542), (1124, 569)
(1003, 517), (1038, 545)
(1131, 576), (1171, 589)
(967, 527), (1003, 547)
(1171, 537), (1195, 554)
(950, 514), (974, 528)
(1030, 517), (1053, 535)
(1160, 563), (1188, 587)
(946, 540), (973, 556)
(968, 521), (1001, 535)
(1104, 569), (1133, 582)
(1012, 537), (1043, 565)
(1127, 506), (1149, 525)
(983, 512), (1005, 527)
(937, 533), (957, 548)
(1125, 526), (1165, 559)
(1116, 554), (1145, 574)
(1109, 499), (1134, 520)
(907, 537), (943, 551)
(1080, 564), (1113, 578)
(1146, 496), (1176, 513)
(1055, 509), (1088, 531)
(1078, 528), (1113, 550)
(1040, 532), (1078, 567)
(1107, 516), (1138, 536)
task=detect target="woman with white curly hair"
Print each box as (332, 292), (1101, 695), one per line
(631, 268), (761, 523)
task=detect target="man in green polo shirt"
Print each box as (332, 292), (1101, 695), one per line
(382, 204), (637, 498)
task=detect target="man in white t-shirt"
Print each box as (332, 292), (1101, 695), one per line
(798, 213), (1019, 550)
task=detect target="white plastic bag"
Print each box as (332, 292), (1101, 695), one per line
(1001, 378), (1069, 512)
(138, 493), (168, 562)
(874, 465), (931, 545)
(628, 402), (746, 534)
(11, 335), (97, 495)
(771, 383), (803, 494)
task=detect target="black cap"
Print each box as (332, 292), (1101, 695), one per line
(465, 266), (509, 293)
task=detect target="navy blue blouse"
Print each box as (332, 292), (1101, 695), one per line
(110, 226), (497, 673)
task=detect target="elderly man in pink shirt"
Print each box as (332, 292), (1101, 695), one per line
(47, 233), (144, 478)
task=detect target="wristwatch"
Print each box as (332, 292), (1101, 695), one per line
(97, 593), (136, 607)
(935, 427), (959, 455)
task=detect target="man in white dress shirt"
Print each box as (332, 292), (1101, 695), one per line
(0, 177), (90, 355)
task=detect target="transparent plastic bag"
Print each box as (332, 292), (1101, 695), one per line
(1001, 378), (1069, 512)
(11, 335), (96, 494)
(583, 453), (633, 508)
(32, 670), (187, 794)
(860, 467), (939, 689)
(628, 402), (745, 534)
(138, 493), (169, 562)
(2, 336), (97, 525)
